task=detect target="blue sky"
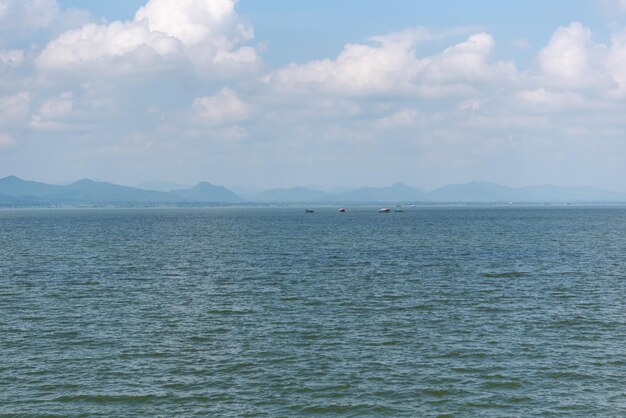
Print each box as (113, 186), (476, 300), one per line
(2, 0), (626, 191)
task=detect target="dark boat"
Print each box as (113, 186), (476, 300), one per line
(305, 209), (315, 213)
(378, 208), (391, 213)
(339, 208), (346, 213)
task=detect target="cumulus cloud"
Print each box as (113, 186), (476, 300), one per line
(4, 4), (626, 191)
(267, 27), (433, 96)
(267, 29), (516, 98)
(421, 33), (514, 83)
(537, 22), (614, 90)
(193, 87), (248, 125)
(135, 0), (251, 47)
(535, 22), (626, 99)
(36, 0), (259, 77)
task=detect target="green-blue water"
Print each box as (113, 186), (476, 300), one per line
(1, 207), (625, 416)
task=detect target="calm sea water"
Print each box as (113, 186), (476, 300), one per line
(1, 207), (625, 416)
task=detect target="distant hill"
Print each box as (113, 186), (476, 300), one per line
(0, 175), (63, 198)
(0, 176), (245, 205)
(171, 182), (241, 202)
(1, 176), (625, 206)
(60, 179), (184, 203)
(0, 176), (177, 205)
(428, 181), (515, 202)
(251, 181), (626, 203)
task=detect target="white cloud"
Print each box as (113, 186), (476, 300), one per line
(193, 87), (249, 125)
(535, 22), (626, 99)
(135, 0), (251, 47)
(36, 0), (259, 77)
(37, 21), (182, 73)
(420, 33), (515, 83)
(537, 22), (613, 90)
(4, 7), (626, 191)
(0, 132), (15, 150)
(267, 29), (516, 98)
(267, 27), (433, 96)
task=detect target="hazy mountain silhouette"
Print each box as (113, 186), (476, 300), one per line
(428, 181), (515, 202)
(0, 175), (63, 197)
(171, 182), (241, 202)
(0, 176), (246, 204)
(61, 179), (183, 202)
(0, 176), (184, 204)
(1, 176), (625, 206)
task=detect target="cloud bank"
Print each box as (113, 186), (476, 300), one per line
(1, 1), (626, 191)
(36, 0), (259, 76)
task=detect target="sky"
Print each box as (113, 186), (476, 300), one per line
(1, 0), (626, 191)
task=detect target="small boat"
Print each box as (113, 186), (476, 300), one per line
(338, 208), (346, 213)
(304, 209), (315, 213)
(394, 207), (403, 213)
(378, 208), (391, 213)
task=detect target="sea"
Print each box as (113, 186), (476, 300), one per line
(1, 206), (625, 417)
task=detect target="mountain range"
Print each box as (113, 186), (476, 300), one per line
(0, 176), (239, 205)
(1, 176), (625, 206)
